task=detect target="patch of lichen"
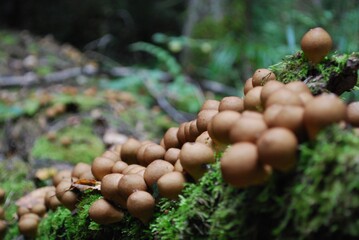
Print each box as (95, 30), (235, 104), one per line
(38, 191), (152, 240)
(31, 122), (104, 164)
(149, 126), (359, 240)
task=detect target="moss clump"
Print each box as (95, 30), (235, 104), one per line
(38, 191), (152, 240)
(31, 123), (104, 164)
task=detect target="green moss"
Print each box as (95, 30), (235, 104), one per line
(51, 93), (105, 112)
(31, 123), (104, 164)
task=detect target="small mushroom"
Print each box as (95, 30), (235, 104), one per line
(127, 191), (155, 224)
(346, 101), (359, 127)
(243, 77), (254, 95)
(144, 160), (174, 188)
(244, 86), (263, 111)
(163, 127), (180, 150)
(257, 127), (298, 172)
(207, 111), (241, 144)
(101, 173), (126, 207)
(200, 99), (220, 111)
(89, 198), (124, 224)
(30, 203), (47, 217)
(251, 69), (276, 87)
(91, 157), (116, 180)
(218, 96), (244, 112)
(164, 148), (181, 165)
(157, 171), (187, 200)
(179, 142), (215, 181)
(52, 170), (72, 186)
(141, 144), (166, 166)
(265, 88), (303, 108)
(304, 93), (347, 140)
(120, 138), (142, 164)
(301, 27), (333, 64)
(72, 163), (91, 179)
(118, 174), (147, 200)
(196, 110), (218, 133)
(260, 80), (284, 106)
(111, 161), (129, 174)
(221, 142), (270, 188)
(229, 116), (267, 143)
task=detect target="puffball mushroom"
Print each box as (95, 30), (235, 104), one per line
(244, 86), (263, 111)
(179, 142), (215, 181)
(207, 111), (241, 144)
(144, 160), (174, 188)
(52, 169), (72, 186)
(252, 69), (276, 87)
(244, 77), (254, 95)
(72, 163), (91, 178)
(196, 109), (218, 133)
(218, 96), (244, 112)
(346, 101), (359, 127)
(285, 81), (311, 95)
(101, 173), (126, 207)
(118, 174), (147, 199)
(221, 142), (270, 188)
(301, 27), (333, 64)
(89, 198), (124, 224)
(127, 190), (155, 224)
(0, 188), (5, 204)
(91, 157), (115, 180)
(265, 88), (303, 108)
(18, 215), (39, 238)
(157, 171), (187, 200)
(164, 148), (181, 165)
(229, 117), (268, 143)
(257, 127), (298, 172)
(111, 161), (129, 174)
(101, 150), (120, 162)
(200, 99), (220, 111)
(120, 138), (142, 164)
(163, 127), (181, 150)
(30, 203), (47, 217)
(141, 144), (166, 166)
(260, 80), (284, 106)
(304, 93), (347, 140)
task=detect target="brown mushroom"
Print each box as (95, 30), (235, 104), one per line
(157, 171), (187, 200)
(207, 111), (241, 144)
(127, 191), (155, 224)
(301, 27), (333, 64)
(144, 160), (174, 188)
(219, 96), (244, 112)
(89, 198), (124, 224)
(347, 101), (359, 127)
(91, 157), (115, 180)
(252, 69), (276, 87)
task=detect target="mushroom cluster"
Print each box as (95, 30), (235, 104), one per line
(12, 27), (358, 233)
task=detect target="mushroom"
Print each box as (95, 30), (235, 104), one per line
(179, 142), (215, 181)
(111, 161), (129, 174)
(260, 80), (284, 106)
(0, 207), (4, 220)
(301, 27), (333, 64)
(18, 213), (40, 237)
(101, 173), (126, 207)
(207, 111), (241, 145)
(120, 138), (142, 164)
(0, 188), (5, 204)
(174, 159), (184, 172)
(244, 77), (254, 95)
(140, 144), (166, 166)
(200, 99), (220, 111)
(52, 170), (72, 186)
(257, 127), (298, 172)
(127, 191), (155, 224)
(164, 148), (181, 165)
(304, 93), (347, 140)
(163, 127), (181, 150)
(244, 86), (263, 111)
(346, 101), (359, 127)
(265, 88), (303, 108)
(30, 203), (47, 217)
(285, 81), (311, 95)
(196, 110), (219, 133)
(251, 69), (276, 87)
(71, 163), (91, 179)
(157, 171), (187, 200)
(101, 150), (120, 162)
(17, 206), (30, 218)
(144, 160), (174, 188)
(89, 198), (124, 224)
(229, 116), (268, 143)
(118, 174), (147, 200)
(221, 142), (271, 188)
(91, 157), (115, 180)
(0, 220), (7, 239)
(218, 96), (244, 112)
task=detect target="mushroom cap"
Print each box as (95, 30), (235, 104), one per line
(304, 93), (346, 139)
(347, 101), (359, 127)
(72, 163), (91, 178)
(244, 78), (254, 95)
(91, 157), (115, 180)
(101, 173), (126, 206)
(260, 80), (284, 106)
(244, 86), (263, 111)
(219, 96), (244, 112)
(164, 148), (181, 165)
(265, 88), (303, 108)
(111, 161), (129, 174)
(127, 191), (155, 224)
(221, 142), (269, 188)
(18, 217), (39, 237)
(229, 117), (267, 143)
(144, 160), (174, 188)
(141, 144), (166, 166)
(200, 99), (220, 111)
(196, 110), (218, 133)
(89, 198), (124, 224)
(118, 174), (147, 199)
(301, 27), (333, 64)
(120, 138), (142, 164)
(179, 142), (215, 180)
(52, 170), (72, 186)
(252, 69), (276, 87)
(163, 127), (180, 150)
(257, 127), (298, 171)
(157, 171), (187, 200)
(207, 111), (241, 144)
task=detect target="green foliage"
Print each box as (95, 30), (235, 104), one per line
(31, 123), (104, 164)
(51, 93), (105, 112)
